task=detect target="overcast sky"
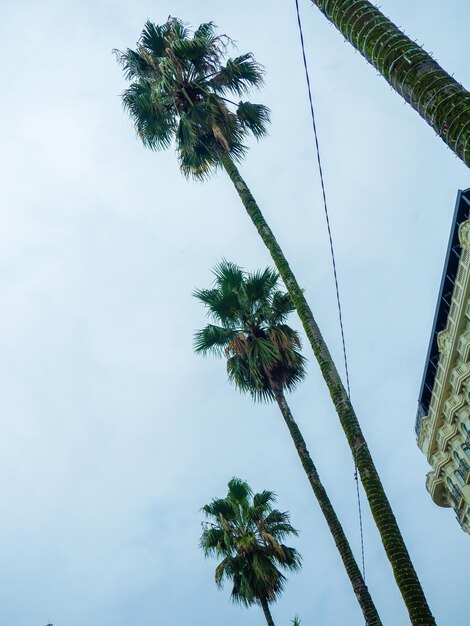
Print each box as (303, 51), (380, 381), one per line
(1, 1), (469, 625)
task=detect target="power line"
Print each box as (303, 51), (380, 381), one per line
(294, 0), (366, 581)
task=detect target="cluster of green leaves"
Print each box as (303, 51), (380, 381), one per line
(201, 478), (301, 606)
(116, 19), (305, 624)
(114, 11), (445, 626)
(114, 19), (270, 179)
(194, 261), (306, 401)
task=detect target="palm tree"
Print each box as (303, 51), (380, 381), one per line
(115, 19), (435, 625)
(200, 477), (301, 626)
(306, 0), (470, 167)
(194, 261), (381, 625)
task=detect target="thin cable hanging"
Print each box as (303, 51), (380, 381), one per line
(294, 0), (366, 581)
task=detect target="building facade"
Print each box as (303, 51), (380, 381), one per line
(416, 188), (470, 533)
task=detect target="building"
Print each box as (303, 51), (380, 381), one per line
(416, 188), (470, 533)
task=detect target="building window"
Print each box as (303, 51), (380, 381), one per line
(463, 442), (470, 459)
(454, 450), (470, 485)
(447, 476), (463, 508)
(462, 421), (470, 440)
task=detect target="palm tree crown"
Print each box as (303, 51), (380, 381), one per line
(194, 261), (306, 401)
(114, 18), (270, 178)
(117, 17), (433, 624)
(200, 477), (301, 607)
(195, 262), (383, 625)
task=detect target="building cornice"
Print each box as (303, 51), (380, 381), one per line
(421, 221), (470, 461)
(416, 189), (470, 533)
(416, 188), (470, 434)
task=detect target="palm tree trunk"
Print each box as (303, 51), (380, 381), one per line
(260, 596), (276, 626)
(273, 386), (381, 625)
(221, 153), (436, 626)
(308, 0), (470, 168)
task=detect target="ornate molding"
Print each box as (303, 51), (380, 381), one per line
(450, 362), (470, 393)
(443, 392), (465, 421)
(417, 415), (431, 452)
(459, 220), (470, 250)
(418, 209), (470, 533)
(439, 423), (458, 450)
(426, 471), (450, 508)
(432, 450), (450, 471)
(457, 328), (470, 360)
(437, 329), (452, 355)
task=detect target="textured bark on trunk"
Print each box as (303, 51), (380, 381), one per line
(274, 387), (381, 625)
(260, 596), (276, 626)
(221, 153), (436, 626)
(308, 0), (470, 168)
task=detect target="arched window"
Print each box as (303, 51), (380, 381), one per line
(454, 450), (470, 485)
(455, 469), (466, 486)
(447, 476), (463, 507)
(447, 476), (456, 491)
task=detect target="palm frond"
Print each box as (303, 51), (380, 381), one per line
(247, 337), (278, 370)
(215, 557), (231, 586)
(172, 33), (213, 63)
(231, 569), (254, 606)
(163, 17), (188, 43)
(264, 522), (299, 542)
(178, 137), (216, 180)
(269, 327), (303, 360)
(113, 48), (152, 80)
(139, 20), (168, 58)
(177, 114), (198, 149)
(262, 509), (288, 525)
(244, 267), (279, 303)
(251, 552), (278, 582)
(278, 545), (302, 571)
(194, 290), (242, 327)
(193, 324), (236, 356)
(228, 139), (249, 164)
(227, 353), (273, 401)
(237, 102), (271, 139)
(201, 527), (227, 555)
(203, 497), (236, 519)
(121, 82), (176, 150)
(116, 18), (269, 175)
(227, 477), (252, 503)
(193, 21), (217, 41)
(253, 489), (277, 509)
(269, 291), (295, 323)
(200, 478), (301, 609)
(194, 260), (306, 400)
(209, 53), (265, 96)
(213, 260), (244, 293)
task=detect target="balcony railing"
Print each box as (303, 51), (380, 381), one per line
(463, 442), (470, 459)
(450, 485), (464, 509)
(455, 506), (470, 534)
(455, 459), (470, 485)
(460, 457), (469, 475)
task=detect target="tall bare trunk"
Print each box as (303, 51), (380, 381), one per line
(260, 596), (276, 626)
(221, 152), (436, 626)
(274, 387), (381, 625)
(309, 0), (470, 168)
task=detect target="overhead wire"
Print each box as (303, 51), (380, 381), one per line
(294, 0), (366, 581)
